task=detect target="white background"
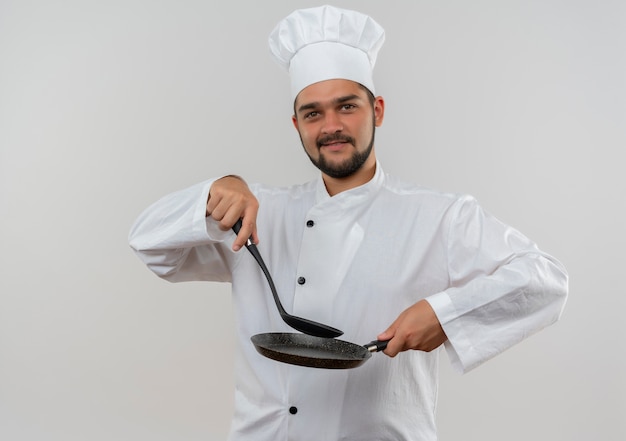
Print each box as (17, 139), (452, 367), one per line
(1, 0), (624, 440)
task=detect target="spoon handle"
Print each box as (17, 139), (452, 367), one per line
(232, 220), (287, 315)
(232, 219), (253, 247)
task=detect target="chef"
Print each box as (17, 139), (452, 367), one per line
(129, 5), (568, 441)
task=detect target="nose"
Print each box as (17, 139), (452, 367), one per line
(321, 111), (343, 134)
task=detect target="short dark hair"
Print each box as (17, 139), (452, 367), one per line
(358, 83), (376, 107)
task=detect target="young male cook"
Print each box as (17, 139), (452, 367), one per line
(129, 5), (568, 440)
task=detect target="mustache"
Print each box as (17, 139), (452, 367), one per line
(316, 134), (355, 149)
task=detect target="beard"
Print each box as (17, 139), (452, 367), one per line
(300, 123), (376, 179)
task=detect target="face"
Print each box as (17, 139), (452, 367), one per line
(292, 79), (384, 179)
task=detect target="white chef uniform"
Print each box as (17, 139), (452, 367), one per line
(128, 162), (568, 440)
(129, 5), (568, 440)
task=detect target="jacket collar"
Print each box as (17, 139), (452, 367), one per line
(314, 160), (384, 212)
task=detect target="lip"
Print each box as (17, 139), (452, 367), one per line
(321, 141), (350, 151)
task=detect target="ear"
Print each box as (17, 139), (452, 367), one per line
(374, 96), (385, 127)
(292, 114), (299, 130)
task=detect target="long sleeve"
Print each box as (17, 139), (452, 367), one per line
(128, 178), (235, 283)
(426, 196), (569, 373)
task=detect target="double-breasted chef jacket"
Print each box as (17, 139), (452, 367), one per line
(129, 162), (568, 441)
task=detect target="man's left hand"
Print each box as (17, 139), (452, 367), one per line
(377, 300), (448, 357)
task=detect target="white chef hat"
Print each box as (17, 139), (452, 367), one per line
(268, 5), (385, 101)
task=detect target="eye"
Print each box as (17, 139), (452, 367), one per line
(303, 111), (319, 120)
(340, 103), (356, 111)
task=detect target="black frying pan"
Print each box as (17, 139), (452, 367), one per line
(251, 333), (389, 369)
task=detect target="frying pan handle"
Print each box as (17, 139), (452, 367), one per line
(364, 340), (388, 353)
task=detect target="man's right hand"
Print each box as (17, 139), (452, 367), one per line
(206, 175), (259, 251)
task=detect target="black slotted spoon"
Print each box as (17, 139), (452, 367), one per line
(233, 220), (343, 338)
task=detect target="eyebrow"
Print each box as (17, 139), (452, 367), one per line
(296, 94), (362, 114)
